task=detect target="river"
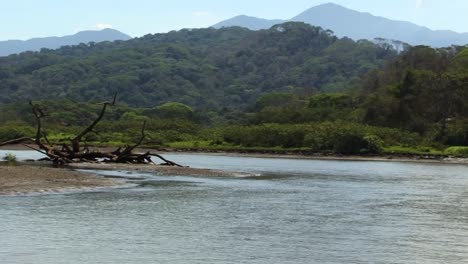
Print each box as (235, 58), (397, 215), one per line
(1, 151), (468, 263)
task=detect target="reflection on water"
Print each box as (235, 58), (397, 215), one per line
(1, 151), (468, 263)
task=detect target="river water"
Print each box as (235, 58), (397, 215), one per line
(1, 151), (468, 263)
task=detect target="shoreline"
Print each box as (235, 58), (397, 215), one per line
(154, 148), (468, 165)
(1, 144), (468, 165)
(1, 145), (467, 196)
(0, 161), (247, 196)
(0, 162), (125, 196)
(67, 162), (247, 177)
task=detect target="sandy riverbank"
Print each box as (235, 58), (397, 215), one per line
(0, 160), (246, 196)
(1, 144), (466, 195)
(0, 163), (123, 195)
(67, 162), (246, 177)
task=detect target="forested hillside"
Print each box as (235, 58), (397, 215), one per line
(1, 22), (467, 156)
(0, 22), (396, 111)
(243, 45), (468, 148)
(357, 46), (468, 145)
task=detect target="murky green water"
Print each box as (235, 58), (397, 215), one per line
(1, 151), (468, 263)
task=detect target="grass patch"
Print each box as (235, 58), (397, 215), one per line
(167, 141), (314, 153)
(383, 146), (443, 156)
(444, 146), (468, 157)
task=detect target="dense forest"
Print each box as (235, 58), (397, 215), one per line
(0, 22), (396, 110)
(1, 23), (467, 156)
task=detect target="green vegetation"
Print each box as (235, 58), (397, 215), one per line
(0, 22), (395, 114)
(444, 146), (468, 157)
(0, 99), (436, 156)
(2, 153), (17, 162)
(0, 24), (467, 157)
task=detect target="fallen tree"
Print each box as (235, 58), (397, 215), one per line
(0, 95), (183, 167)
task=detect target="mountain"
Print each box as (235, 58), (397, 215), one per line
(213, 3), (468, 47)
(212, 15), (285, 31)
(0, 29), (132, 57)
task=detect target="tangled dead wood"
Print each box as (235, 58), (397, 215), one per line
(0, 95), (183, 167)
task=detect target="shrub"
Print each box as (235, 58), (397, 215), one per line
(363, 134), (384, 154)
(0, 124), (35, 142)
(444, 146), (468, 157)
(155, 102), (194, 119)
(333, 133), (368, 154)
(2, 153), (17, 162)
(220, 121), (417, 154)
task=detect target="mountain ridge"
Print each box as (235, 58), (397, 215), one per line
(213, 2), (468, 47)
(0, 28), (132, 57)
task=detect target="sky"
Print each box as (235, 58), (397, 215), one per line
(1, 0), (468, 41)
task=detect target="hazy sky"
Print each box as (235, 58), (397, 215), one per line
(2, 0), (468, 40)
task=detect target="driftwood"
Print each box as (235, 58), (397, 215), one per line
(0, 137), (34, 147)
(0, 96), (183, 167)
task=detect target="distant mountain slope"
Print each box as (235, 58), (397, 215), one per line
(212, 15), (285, 31)
(213, 3), (468, 47)
(0, 29), (132, 57)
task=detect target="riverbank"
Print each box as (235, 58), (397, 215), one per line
(1, 146), (467, 196)
(155, 148), (468, 165)
(67, 163), (246, 177)
(0, 160), (246, 196)
(2, 144), (468, 165)
(0, 163), (123, 195)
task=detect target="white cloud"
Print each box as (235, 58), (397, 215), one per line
(416, 0), (424, 9)
(192, 11), (210, 18)
(94, 23), (113, 30)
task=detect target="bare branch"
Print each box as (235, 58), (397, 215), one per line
(128, 121), (147, 152)
(149, 153), (185, 167)
(71, 93), (117, 152)
(0, 137), (33, 147)
(29, 101), (46, 149)
(22, 144), (48, 156)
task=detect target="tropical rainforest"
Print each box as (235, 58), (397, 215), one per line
(1, 22), (467, 156)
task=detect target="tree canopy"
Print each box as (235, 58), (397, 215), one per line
(0, 22), (396, 112)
